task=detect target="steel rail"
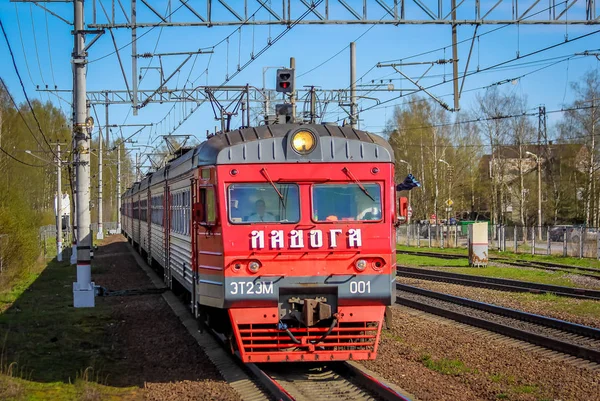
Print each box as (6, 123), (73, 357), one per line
(397, 283), (600, 339)
(396, 284), (600, 363)
(396, 249), (600, 275)
(207, 327), (296, 401)
(207, 324), (411, 401)
(397, 266), (600, 300)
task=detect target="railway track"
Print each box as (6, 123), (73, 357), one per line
(396, 249), (600, 278)
(207, 328), (412, 401)
(396, 283), (600, 365)
(397, 266), (600, 300)
(130, 241), (412, 401)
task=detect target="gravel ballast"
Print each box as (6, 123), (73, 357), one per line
(362, 305), (600, 401)
(399, 276), (600, 328)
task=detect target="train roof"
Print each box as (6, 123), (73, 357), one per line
(193, 123), (394, 166)
(124, 123), (393, 196)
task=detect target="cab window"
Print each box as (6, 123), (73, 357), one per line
(228, 183), (300, 224)
(312, 183), (382, 222)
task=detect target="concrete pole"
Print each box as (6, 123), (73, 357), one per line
(310, 86), (316, 124)
(246, 85), (251, 127)
(290, 57), (296, 122)
(70, 136), (77, 265)
(451, 0), (459, 111)
(537, 155), (542, 240)
(97, 94), (106, 240)
(350, 42), (357, 129)
(56, 144), (62, 262)
(73, 0), (95, 307)
(135, 153), (140, 181)
(117, 145), (122, 233)
(131, 0), (138, 115)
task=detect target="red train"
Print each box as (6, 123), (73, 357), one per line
(122, 123), (396, 362)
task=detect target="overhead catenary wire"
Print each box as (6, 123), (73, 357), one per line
(29, 4), (47, 91)
(371, 103), (597, 144)
(13, 4), (36, 87)
(349, 27), (600, 119)
(322, 0), (579, 120)
(160, 0), (325, 142)
(0, 17), (59, 158)
(297, 12), (386, 79)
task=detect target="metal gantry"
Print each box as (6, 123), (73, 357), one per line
(86, 0), (599, 27)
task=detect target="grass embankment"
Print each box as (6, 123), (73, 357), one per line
(397, 244), (600, 269)
(0, 253), (139, 400)
(397, 251), (600, 288)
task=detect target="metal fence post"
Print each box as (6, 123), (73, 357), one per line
(417, 223), (421, 248)
(547, 226), (551, 256)
(440, 223), (445, 249)
(514, 226), (518, 254)
(597, 231), (600, 260)
(455, 224), (459, 248)
(502, 225), (506, 251)
(428, 224), (432, 248)
(579, 227), (584, 259)
(406, 224), (410, 247)
(563, 227), (567, 257)
(497, 225), (501, 251)
(531, 226), (535, 256)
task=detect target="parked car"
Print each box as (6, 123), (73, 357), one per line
(549, 225), (598, 243)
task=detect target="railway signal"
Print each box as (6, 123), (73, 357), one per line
(276, 68), (295, 93)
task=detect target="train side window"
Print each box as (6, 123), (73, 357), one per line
(206, 187), (216, 224)
(197, 187), (216, 225)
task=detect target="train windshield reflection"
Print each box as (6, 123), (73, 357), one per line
(312, 183), (382, 222)
(228, 183), (300, 224)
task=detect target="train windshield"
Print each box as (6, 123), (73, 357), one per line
(228, 183), (300, 224)
(312, 183), (382, 222)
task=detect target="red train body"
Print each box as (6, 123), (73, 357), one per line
(122, 123), (396, 363)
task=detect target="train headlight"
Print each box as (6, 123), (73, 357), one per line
(355, 259), (367, 272)
(248, 261), (261, 274)
(291, 130), (316, 155)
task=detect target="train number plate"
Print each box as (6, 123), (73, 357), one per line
(229, 281), (274, 295)
(349, 280), (371, 294)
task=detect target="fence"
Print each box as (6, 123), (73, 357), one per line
(396, 223), (600, 260)
(39, 222), (118, 259)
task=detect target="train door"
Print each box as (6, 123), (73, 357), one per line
(193, 167), (223, 308)
(164, 183), (172, 288)
(147, 188), (152, 265)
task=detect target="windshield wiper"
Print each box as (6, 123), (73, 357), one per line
(342, 167), (375, 201)
(260, 168), (285, 206)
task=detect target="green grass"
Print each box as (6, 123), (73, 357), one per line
(513, 384), (539, 394)
(512, 292), (600, 319)
(396, 253), (594, 287)
(419, 354), (473, 375)
(397, 245), (468, 256)
(396, 244), (600, 269)
(0, 373), (138, 401)
(0, 254), (139, 400)
(426, 265), (580, 287)
(397, 254), (470, 267)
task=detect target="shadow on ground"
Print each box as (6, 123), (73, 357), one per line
(0, 235), (230, 396)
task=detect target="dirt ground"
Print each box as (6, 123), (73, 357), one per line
(362, 304), (600, 401)
(94, 235), (240, 401)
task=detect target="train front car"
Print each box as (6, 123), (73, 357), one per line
(212, 124), (395, 363)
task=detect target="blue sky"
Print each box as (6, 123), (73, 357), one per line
(1, 0), (599, 167)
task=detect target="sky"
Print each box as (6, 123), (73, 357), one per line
(1, 0), (599, 170)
